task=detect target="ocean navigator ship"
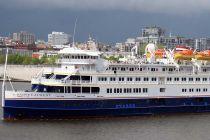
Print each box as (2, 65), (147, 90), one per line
(3, 43), (210, 120)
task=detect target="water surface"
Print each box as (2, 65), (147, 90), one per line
(0, 82), (210, 140)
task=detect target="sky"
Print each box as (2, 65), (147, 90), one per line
(0, 0), (210, 43)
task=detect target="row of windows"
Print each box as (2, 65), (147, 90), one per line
(182, 88), (208, 93)
(167, 77), (208, 82)
(107, 88), (148, 93)
(107, 66), (210, 73)
(62, 55), (98, 59)
(99, 77), (157, 82)
(99, 77), (210, 82)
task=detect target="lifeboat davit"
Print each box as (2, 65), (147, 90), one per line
(174, 45), (194, 60)
(195, 50), (210, 60)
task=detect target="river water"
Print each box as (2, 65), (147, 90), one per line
(0, 82), (210, 140)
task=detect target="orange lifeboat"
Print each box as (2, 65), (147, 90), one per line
(146, 49), (166, 59)
(195, 50), (210, 60)
(155, 49), (166, 59)
(174, 45), (194, 60)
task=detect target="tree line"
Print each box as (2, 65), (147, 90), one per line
(0, 54), (57, 65)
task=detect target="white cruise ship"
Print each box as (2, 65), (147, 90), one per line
(2, 43), (210, 120)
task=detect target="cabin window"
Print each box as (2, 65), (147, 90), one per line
(143, 88), (148, 93)
(127, 77), (132, 81)
(91, 87), (100, 93)
(189, 88), (194, 92)
(107, 88), (112, 93)
(169, 68), (173, 72)
(182, 89), (187, 92)
(151, 77), (157, 81)
(107, 89), (110, 93)
(136, 77), (141, 81)
(133, 88), (139, 93)
(203, 69), (207, 72)
(167, 77), (172, 81)
(174, 77), (179, 81)
(203, 78), (207, 81)
(143, 77), (149, 81)
(203, 88), (208, 92)
(151, 68), (156, 71)
(181, 77), (187, 81)
(162, 68), (166, 71)
(160, 88), (166, 92)
(196, 88), (201, 92)
(72, 87), (81, 93)
(124, 88), (127, 93)
(121, 67), (126, 71)
(82, 87), (90, 93)
(189, 78), (194, 81)
(98, 77), (107, 81)
(114, 88), (117, 93)
(196, 78), (200, 81)
(139, 68), (143, 71)
(119, 77), (124, 81)
(110, 77), (116, 81)
(129, 68), (134, 71)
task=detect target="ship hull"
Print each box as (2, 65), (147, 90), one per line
(3, 97), (210, 120)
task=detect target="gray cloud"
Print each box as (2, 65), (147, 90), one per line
(1, 0), (210, 14)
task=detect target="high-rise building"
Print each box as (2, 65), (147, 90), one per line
(48, 32), (70, 46)
(142, 26), (165, 38)
(13, 31), (35, 45)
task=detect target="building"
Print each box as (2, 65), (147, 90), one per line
(159, 36), (187, 49)
(142, 26), (165, 38)
(13, 31), (35, 45)
(48, 32), (70, 47)
(195, 38), (210, 51)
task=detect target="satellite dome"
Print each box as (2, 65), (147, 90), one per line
(145, 43), (157, 54)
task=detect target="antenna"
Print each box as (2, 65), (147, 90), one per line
(2, 47), (9, 107)
(72, 18), (77, 47)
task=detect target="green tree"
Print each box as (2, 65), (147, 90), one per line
(31, 58), (40, 65)
(22, 56), (32, 65)
(0, 55), (5, 64)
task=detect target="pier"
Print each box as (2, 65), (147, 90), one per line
(0, 65), (44, 82)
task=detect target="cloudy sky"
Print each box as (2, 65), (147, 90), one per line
(0, 0), (210, 43)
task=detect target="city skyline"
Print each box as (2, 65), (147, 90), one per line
(0, 0), (210, 43)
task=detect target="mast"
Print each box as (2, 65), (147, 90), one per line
(2, 47), (8, 107)
(72, 18), (77, 47)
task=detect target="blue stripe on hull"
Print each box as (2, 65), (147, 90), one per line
(4, 97), (210, 120)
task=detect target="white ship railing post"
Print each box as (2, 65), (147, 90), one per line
(2, 47), (8, 107)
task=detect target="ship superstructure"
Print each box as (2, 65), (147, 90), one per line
(3, 43), (210, 119)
